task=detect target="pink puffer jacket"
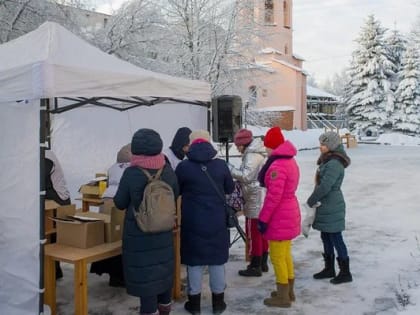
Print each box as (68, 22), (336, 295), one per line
(258, 140), (301, 241)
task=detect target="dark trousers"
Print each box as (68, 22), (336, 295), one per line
(140, 288), (171, 313)
(320, 231), (348, 259)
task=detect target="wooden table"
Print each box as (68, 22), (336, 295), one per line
(44, 241), (122, 315)
(44, 226), (182, 315)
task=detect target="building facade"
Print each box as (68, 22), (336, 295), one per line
(235, 0), (307, 130)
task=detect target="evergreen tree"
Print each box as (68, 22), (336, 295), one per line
(385, 29), (406, 91)
(345, 15), (395, 132)
(393, 44), (420, 134)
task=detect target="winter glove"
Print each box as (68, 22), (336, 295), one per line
(257, 220), (268, 234)
(301, 202), (321, 238)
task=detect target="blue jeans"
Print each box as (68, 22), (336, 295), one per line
(320, 232), (349, 259)
(186, 265), (226, 295)
(139, 288), (171, 314)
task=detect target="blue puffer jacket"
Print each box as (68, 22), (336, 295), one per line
(114, 163), (179, 297)
(176, 141), (234, 266)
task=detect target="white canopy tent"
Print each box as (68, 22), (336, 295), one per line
(0, 22), (211, 315)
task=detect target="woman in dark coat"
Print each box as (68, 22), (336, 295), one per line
(114, 128), (179, 315)
(306, 131), (352, 285)
(175, 130), (234, 315)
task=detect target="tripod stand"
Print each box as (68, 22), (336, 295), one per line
(219, 137), (247, 247)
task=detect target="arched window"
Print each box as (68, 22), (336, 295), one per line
(265, 0), (274, 24)
(248, 86), (257, 107)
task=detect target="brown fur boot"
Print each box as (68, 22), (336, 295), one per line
(270, 278), (295, 302)
(264, 283), (291, 308)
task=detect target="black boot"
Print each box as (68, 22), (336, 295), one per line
(158, 302), (171, 315)
(55, 261), (63, 280)
(313, 253), (335, 279)
(184, 293), (201, 315)
(238, 256), (262, 277)
(212, 292), (227, 314)
(330, 257), (353, 284)
(261, 252), (269, 272)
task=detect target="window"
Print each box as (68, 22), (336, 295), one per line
(284, 44), (288, 55)
(283, 1), (291, 28)
(265, 0), (274, 24)
(248, 86), (257, 107)
(103, 18), (108, 27)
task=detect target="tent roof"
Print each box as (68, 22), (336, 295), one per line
(0, 22), (211, 103)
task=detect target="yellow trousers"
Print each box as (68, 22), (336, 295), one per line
(269, 240), (294, 284)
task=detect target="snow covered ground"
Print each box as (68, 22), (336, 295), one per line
(54, 135), (420, 315)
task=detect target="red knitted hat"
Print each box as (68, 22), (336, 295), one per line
(264, 126), (285, 149)
(234, 128), (253, 146)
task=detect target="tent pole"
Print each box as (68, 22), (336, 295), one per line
(39, 98), (48, 314)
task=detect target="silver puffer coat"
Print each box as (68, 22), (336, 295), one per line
(230, 137), (266, 218)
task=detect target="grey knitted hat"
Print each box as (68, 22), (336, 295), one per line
(319, 131), (341, 151)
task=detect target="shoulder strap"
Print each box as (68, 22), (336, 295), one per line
(138, 167), (164, 182)
(200, 164), (226, 203)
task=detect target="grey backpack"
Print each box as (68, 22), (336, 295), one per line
(133, 167), (176, 233)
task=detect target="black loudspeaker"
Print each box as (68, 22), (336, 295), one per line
(212, 95), (242, 142)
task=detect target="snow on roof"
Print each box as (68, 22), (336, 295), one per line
(293, 53), (305, 60)
(259, 47), (283, 55)
(250, 105), (295, 112)
(307, 85), (338, 98)
(272, 58), (305, 73)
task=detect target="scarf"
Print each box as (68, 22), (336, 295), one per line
(130, 153), (165, 170)
(258, 154), (292, 187)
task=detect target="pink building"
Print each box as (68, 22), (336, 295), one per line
(235, 0), (307, 130)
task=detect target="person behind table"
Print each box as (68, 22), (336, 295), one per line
(90, 143), (131, 287)
(175, 130), (234, 315)
(229, 128), (268, 277)
(257, 126), (301, 308)
(164, 127), (192, 170)
(114, 128), (179, 315)
(305, 131), (353, 285)
(45, 149), (71, 280)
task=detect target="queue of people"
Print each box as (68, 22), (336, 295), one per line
(51, 125), (352, 314)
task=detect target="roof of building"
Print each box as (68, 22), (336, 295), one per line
(307, 85), (338, 98)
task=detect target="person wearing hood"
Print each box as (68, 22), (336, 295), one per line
(257, 127), (301, 308)
(164, 127), (192, 170)
(229, 129), (268, 277)
(114, 128), (179, 315)
(175, 130), (234, 315)
(305, 131), (353, 285)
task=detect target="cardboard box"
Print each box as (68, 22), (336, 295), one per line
(79, 176), (108, 198)
(75, 202), (124, 243)
(54, 217), (104, 248)
(56, 204), (76, 219)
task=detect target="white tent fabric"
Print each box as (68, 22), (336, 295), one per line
(0, 101), (40, 315)
(0, 22), (211, 315)
(0, 22), (211, 102)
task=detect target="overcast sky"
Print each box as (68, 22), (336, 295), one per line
(94, 0), (420, 84)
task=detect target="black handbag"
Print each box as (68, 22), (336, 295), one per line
(201, 164), (237, 228)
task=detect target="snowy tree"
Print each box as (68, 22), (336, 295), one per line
(0, 0), (94, 43)
(345, 15), (396, 132)
(92, 0), (167, 69)
(92, 0), (260, 95)
(393, 44), (420, 134)
(385, 28), (406, 90)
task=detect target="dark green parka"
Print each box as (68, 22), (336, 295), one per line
(307, 144), (350, 233)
